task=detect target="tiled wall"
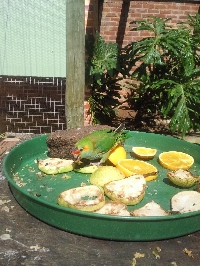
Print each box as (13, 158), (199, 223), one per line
(0, 76), (91, 134)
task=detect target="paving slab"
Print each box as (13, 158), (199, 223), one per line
(0, 138), (20, 158)
(183, 134), (200, 144)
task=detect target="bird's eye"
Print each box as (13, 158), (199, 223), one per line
(79, 148), (83, 152)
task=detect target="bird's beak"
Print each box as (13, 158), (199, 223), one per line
(72, 148), (83, 164)
(72, 149), (81, 156)
(72, 148), (81, 161)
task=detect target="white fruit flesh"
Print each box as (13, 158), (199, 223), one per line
(131, 201), (168, 216)
(104, 175), (146, 205)
(95, 201), (130, 216)
(38, 158), (74, 174)
(171, 191), (200, 213)
(58, 185), (105, 212)
(167, 169), (199, 188)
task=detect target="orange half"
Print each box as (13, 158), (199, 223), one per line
(116, 159), (158, 181)
(159, 151), (194, 170)
(132, 147), (157, 160)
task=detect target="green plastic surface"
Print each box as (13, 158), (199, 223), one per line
(3, 132), (200, 241)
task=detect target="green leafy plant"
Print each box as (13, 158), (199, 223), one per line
(187, 13), (200, 65)
(126, 15), (200, 136)
(85, 32), (122, 124)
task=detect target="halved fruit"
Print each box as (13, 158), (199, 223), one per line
(90, 166), (125, 187)
(171, 191), (200, 214)
(108, 145), (127, 165)
(95, 201), (130, 216)
(74, 165), (98, 174)
(37, 158), (74, 175)
(159, 151), (194, 170)
(104, 175), (146, 205)
(116, 159), (158, 181)
(130, 201), (169, 216)
(132, 147), (157, 160)
(167, 169), (199, 188)
(58, 185), (105, 212)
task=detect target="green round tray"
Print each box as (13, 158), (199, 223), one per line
(3, 132), (200, 241)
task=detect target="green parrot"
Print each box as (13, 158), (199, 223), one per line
(72, 123), (131, 164)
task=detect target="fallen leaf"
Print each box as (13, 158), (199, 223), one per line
(0, 234), (12, 240)
(132, 258), (137, 266)
(134, 252), (145, 258)
(183, 248), (194, 258)
(30, 244), (41, 251)
(1, 206), (10, 212)
(0, 199), (11, 205)
(152, 251), (160, 259)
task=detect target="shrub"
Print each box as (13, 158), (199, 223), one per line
(85, 32), (122, 125)
(126, 14), (200, 136)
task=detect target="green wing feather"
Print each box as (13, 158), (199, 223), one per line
(75, 124), (131, 162)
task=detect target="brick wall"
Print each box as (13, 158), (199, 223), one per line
(85, 0), (99, 34)
(85, 0), (199, 47)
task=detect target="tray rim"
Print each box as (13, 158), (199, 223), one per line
(3, 133), (200, 221)
(3, 132), (200, 240)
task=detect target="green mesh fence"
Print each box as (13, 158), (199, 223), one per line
(0, 0), (66, 77)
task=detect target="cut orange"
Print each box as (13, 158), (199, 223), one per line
(159, 151), (194, 171)
(108, 145), (127, 166)
(132, 147), (157, 160)
(116, 159), (158, 181)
